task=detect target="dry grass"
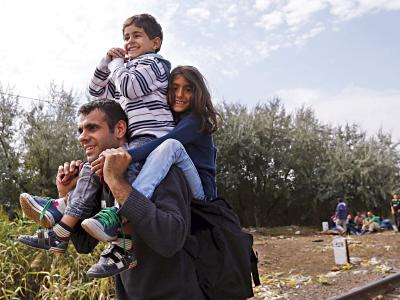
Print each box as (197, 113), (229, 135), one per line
(0, 208), (115, 299)
(248, 225), (320, 237)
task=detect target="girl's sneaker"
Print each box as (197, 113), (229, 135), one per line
(19, 193), (65, 228)
(81, 207), (120, 242)
(86, 244), (137, 278)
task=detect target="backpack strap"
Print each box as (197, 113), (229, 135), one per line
(251, 249), (260, 286)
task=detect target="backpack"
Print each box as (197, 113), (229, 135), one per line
(184, 197), (260, 300)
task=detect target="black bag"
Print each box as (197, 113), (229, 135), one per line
(184, 197), (260, 300)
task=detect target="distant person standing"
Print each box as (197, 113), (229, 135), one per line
(391, 193), (400, 230)
(335, 198), (348, 234)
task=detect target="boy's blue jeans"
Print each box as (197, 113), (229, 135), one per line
(132, 139), (205, 200)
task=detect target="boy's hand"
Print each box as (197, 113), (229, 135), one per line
(91, 155), (105, 178)
(107, 47), (126, 60)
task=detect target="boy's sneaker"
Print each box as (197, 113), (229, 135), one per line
(81, 207), (120, 242)
(86, 244), (137, 278)
(18, 229), (69, 254)
(20, 193), (65, 228)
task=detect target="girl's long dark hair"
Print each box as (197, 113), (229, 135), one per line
(167, 66), (221, 133)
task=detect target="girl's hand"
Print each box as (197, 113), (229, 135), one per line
(91, 154), (105, 178)
(107, 47), (126, 60)
(56, 160), (83, 198)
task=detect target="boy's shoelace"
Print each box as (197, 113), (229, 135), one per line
(96, 208), (127, 253)
(94, 208), (121, 228)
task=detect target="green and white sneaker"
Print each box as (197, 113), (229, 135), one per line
(81, 207), (120, 242)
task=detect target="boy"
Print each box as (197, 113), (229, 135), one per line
(19, 13), (174, 278)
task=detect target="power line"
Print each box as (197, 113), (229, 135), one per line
(0, 92), (52, 104)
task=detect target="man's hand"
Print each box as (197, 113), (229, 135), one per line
(102, 148), (131, 185)
(107, 47), (126, 61)
(56, 160), (83, 198)
(91, 151), (135, 178)
(101, 148), (132, 205)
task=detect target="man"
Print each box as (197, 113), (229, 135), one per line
(361, 211), (381, 234)
(335, 198), (348, 234)
(21, 99), (204, 299)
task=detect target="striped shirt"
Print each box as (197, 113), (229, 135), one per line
(88, 53), (175, 139)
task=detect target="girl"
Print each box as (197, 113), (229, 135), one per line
(83, 65), (221, 278)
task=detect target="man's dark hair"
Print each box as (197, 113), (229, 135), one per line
(78, 99), (128, 132)
(122, 14), (163, 52)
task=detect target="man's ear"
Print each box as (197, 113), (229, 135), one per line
(152, 37), (161, 51)
(114, 120), (127, 139)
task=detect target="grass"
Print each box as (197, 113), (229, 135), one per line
(0, 208), (115, 299)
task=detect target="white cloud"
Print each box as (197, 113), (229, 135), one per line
(1, 0), (400, 103)
(186, 7), (211, 20)
(274, 88), (322, 109)
(222, 4), (239, 28)
(328, 0), (400, 20)
(254, 0), (274, 11)
(256, 11), (285, 30)
(282, 0), (327, 26)
(275, 86), (400, 140)
(293, 23), (325, 46)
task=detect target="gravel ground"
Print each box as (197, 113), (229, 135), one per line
(250, 228), (400, 299)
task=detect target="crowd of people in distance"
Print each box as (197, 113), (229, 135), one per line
(326, 195), (400, 235)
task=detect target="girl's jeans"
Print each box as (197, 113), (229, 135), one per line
(132, 139), (205, 200)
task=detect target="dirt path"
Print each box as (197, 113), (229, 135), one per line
(251, 227), (400, 299)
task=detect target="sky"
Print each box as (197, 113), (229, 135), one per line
(1, 0), (400, 140)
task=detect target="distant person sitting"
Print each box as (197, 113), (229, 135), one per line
(361, 211), (380, 234)
(354, 211), (364, 231)
(346, 213), (359, 235)
(335, 198), (348, 234)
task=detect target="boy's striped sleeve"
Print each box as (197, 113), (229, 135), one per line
(108, 57), (168, 101)
(88, 57), (120, 100)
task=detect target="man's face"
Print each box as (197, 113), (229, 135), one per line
(367, 211), (372, 217)
(123, 25), (159, 58)
(78, 109), (121, 163)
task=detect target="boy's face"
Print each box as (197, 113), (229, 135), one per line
(123, 25), (160, 58)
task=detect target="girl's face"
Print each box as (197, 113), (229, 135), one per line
(171, 75), (193, 113)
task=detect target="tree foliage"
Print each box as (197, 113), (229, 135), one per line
(0, 85), (23, 206)
(0, 83), (83, 209)
(0, 82), (399, 226)
(214, 100), (400, 226)
(21, 83), (84, 197)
